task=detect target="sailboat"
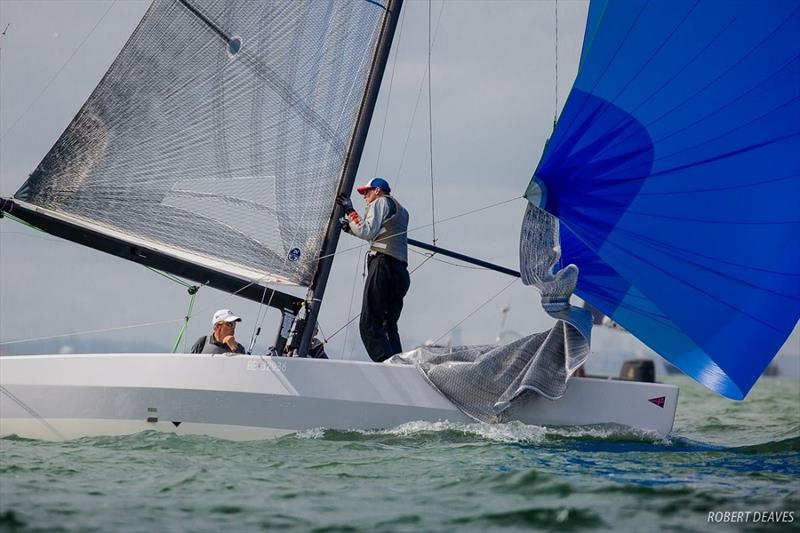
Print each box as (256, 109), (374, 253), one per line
(1, 0), (797, 441)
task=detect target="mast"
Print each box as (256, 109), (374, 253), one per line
(296, 0), (404, 356)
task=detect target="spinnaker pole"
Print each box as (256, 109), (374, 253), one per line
(296, 0), (404, 357)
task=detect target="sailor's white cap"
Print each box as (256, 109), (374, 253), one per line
(212, 309), (242, 326)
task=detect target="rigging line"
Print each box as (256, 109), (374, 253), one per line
(316, 322), (329, 344)
(248, 287), (275, 355)
(171, 287), (198, 354)
(427, 0), (437, 244)
(0, 231), (65, 245)
(144, 265), (193, 288)
(325, 250), (438, 344)
(0, 318), (184, 346)
(326, 313), (360, 344)
(373, 5), (406, 175)
(394, 0), (446, 188)
(434, 278), (519, 344)
(409, 247), (498, 271)
(343, 243), (366, 359)
(317, 195), (523, 261)
(0, 385), (66, 441)
(0, 0), (118, 141)
(52, 198), (520, 320)
(548, 0), (650, 151)
(554, 0), (558, 127)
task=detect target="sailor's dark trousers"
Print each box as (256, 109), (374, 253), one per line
(360, 253), (410, 362)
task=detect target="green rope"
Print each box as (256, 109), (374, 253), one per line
(142, 267), (198, 352)
(144, 265), (194, 288)
(171, 285), (199, 353)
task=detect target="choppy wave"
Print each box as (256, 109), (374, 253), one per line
(2, 376), (798, 532)
(293, 420), (667, 445)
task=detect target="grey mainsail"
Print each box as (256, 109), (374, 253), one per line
(12, 0), (389, 288)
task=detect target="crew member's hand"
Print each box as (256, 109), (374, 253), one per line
(223, 335), (238, 350)
(339, 216), (352, 233)
(336, 194), (354, 213)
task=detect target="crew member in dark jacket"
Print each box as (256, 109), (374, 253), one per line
(190, 309), (246, 354)
(337, 177), (410, 362)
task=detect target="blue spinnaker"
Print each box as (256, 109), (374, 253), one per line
(527, 0), (800, 399)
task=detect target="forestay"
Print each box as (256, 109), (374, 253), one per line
(14, 0), (389, 286)
(524, 0), (800, 399)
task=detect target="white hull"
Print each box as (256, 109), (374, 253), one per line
(0, 354), (678, 440)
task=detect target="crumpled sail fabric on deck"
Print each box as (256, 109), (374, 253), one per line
(14, 0), (388, 286)
(391, 206), (592, 422)
(524, 0), (800, 399)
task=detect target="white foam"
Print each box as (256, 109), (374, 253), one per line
(293, 427), (325, 439)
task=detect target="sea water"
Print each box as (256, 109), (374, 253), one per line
(1, 376), (798, 532)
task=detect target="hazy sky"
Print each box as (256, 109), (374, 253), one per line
(1, 1), (797, 367)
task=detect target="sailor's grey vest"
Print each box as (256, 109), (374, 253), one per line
(369, 196), (408, 264)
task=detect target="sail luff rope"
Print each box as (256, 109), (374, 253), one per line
(0, 1), (118, 141)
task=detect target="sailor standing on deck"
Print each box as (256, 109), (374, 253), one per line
(337, 178), (410, 362)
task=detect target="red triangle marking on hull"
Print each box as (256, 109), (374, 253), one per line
(648, 396), (665, 408)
